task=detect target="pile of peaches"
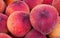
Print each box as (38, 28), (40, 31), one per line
(0, 0), (60, 38)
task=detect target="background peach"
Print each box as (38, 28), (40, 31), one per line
(0, 0), (6, 13)
(0, 13), (8, 33)
(23, 0), (43, 9)
(0, 33), (12, 38)
(25, 29), (46, 38)
(52, 0), (60, 15)
(6, 1), (30, 16)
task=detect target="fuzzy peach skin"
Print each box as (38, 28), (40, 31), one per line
(25, 29), (46, 38)
(52, 0), (60, 15)
(7, 11), (31, 37)
(0, 13), (8, 33)
(0, 33), (12, 38)
(23, 0), (43, 9)
(6, 1), (30, 16)
(49, 17), (60, 38)
(30, 4), (58, 35)
(0, 0), (6, 13)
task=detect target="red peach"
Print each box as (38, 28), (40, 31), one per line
(0, 33), (12, 38)
(25, 29), (46, 38)
(0, 0), (6, 13)
(6, 1), (30, 16)
(7, 11), (31, 37)
(23, 0), (43, 9)
(0, 13), (8, 33)
(52, 0), (60, 15)
(43, 0), (53, 4)
(30, 4), (58, 35)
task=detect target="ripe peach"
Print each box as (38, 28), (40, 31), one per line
(0, 33), (12, 38)
(30, 4), (58, 35)
(7, 11), (31, 37)
(25, 29), (46, 38)
(52, 0), (60, 15)
(0, 0), (6, 13)
(5, 0), (21, 5)
(49, 17), (60, 38)
(0, 13), (8, 33)
(6, 1), (30, 16)
(43, 0), (53, 4)
(23, 0), (43, 9)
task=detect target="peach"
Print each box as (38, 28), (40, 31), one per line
(5, 0), (21, 5)
(6, 1), (30, 16)
(0, 33), (12, 38)
(30, 4), (58, 35)
(49, 17), (60, 38)
(7, 11), (31, 37)
(0, 13), (8, 33)
(0, 0), (6, 13)
(52, 0), (60, 15)
(23, 0), (43, 9)
(43, 0), (53, 4)
(25, 29), (46, 38)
